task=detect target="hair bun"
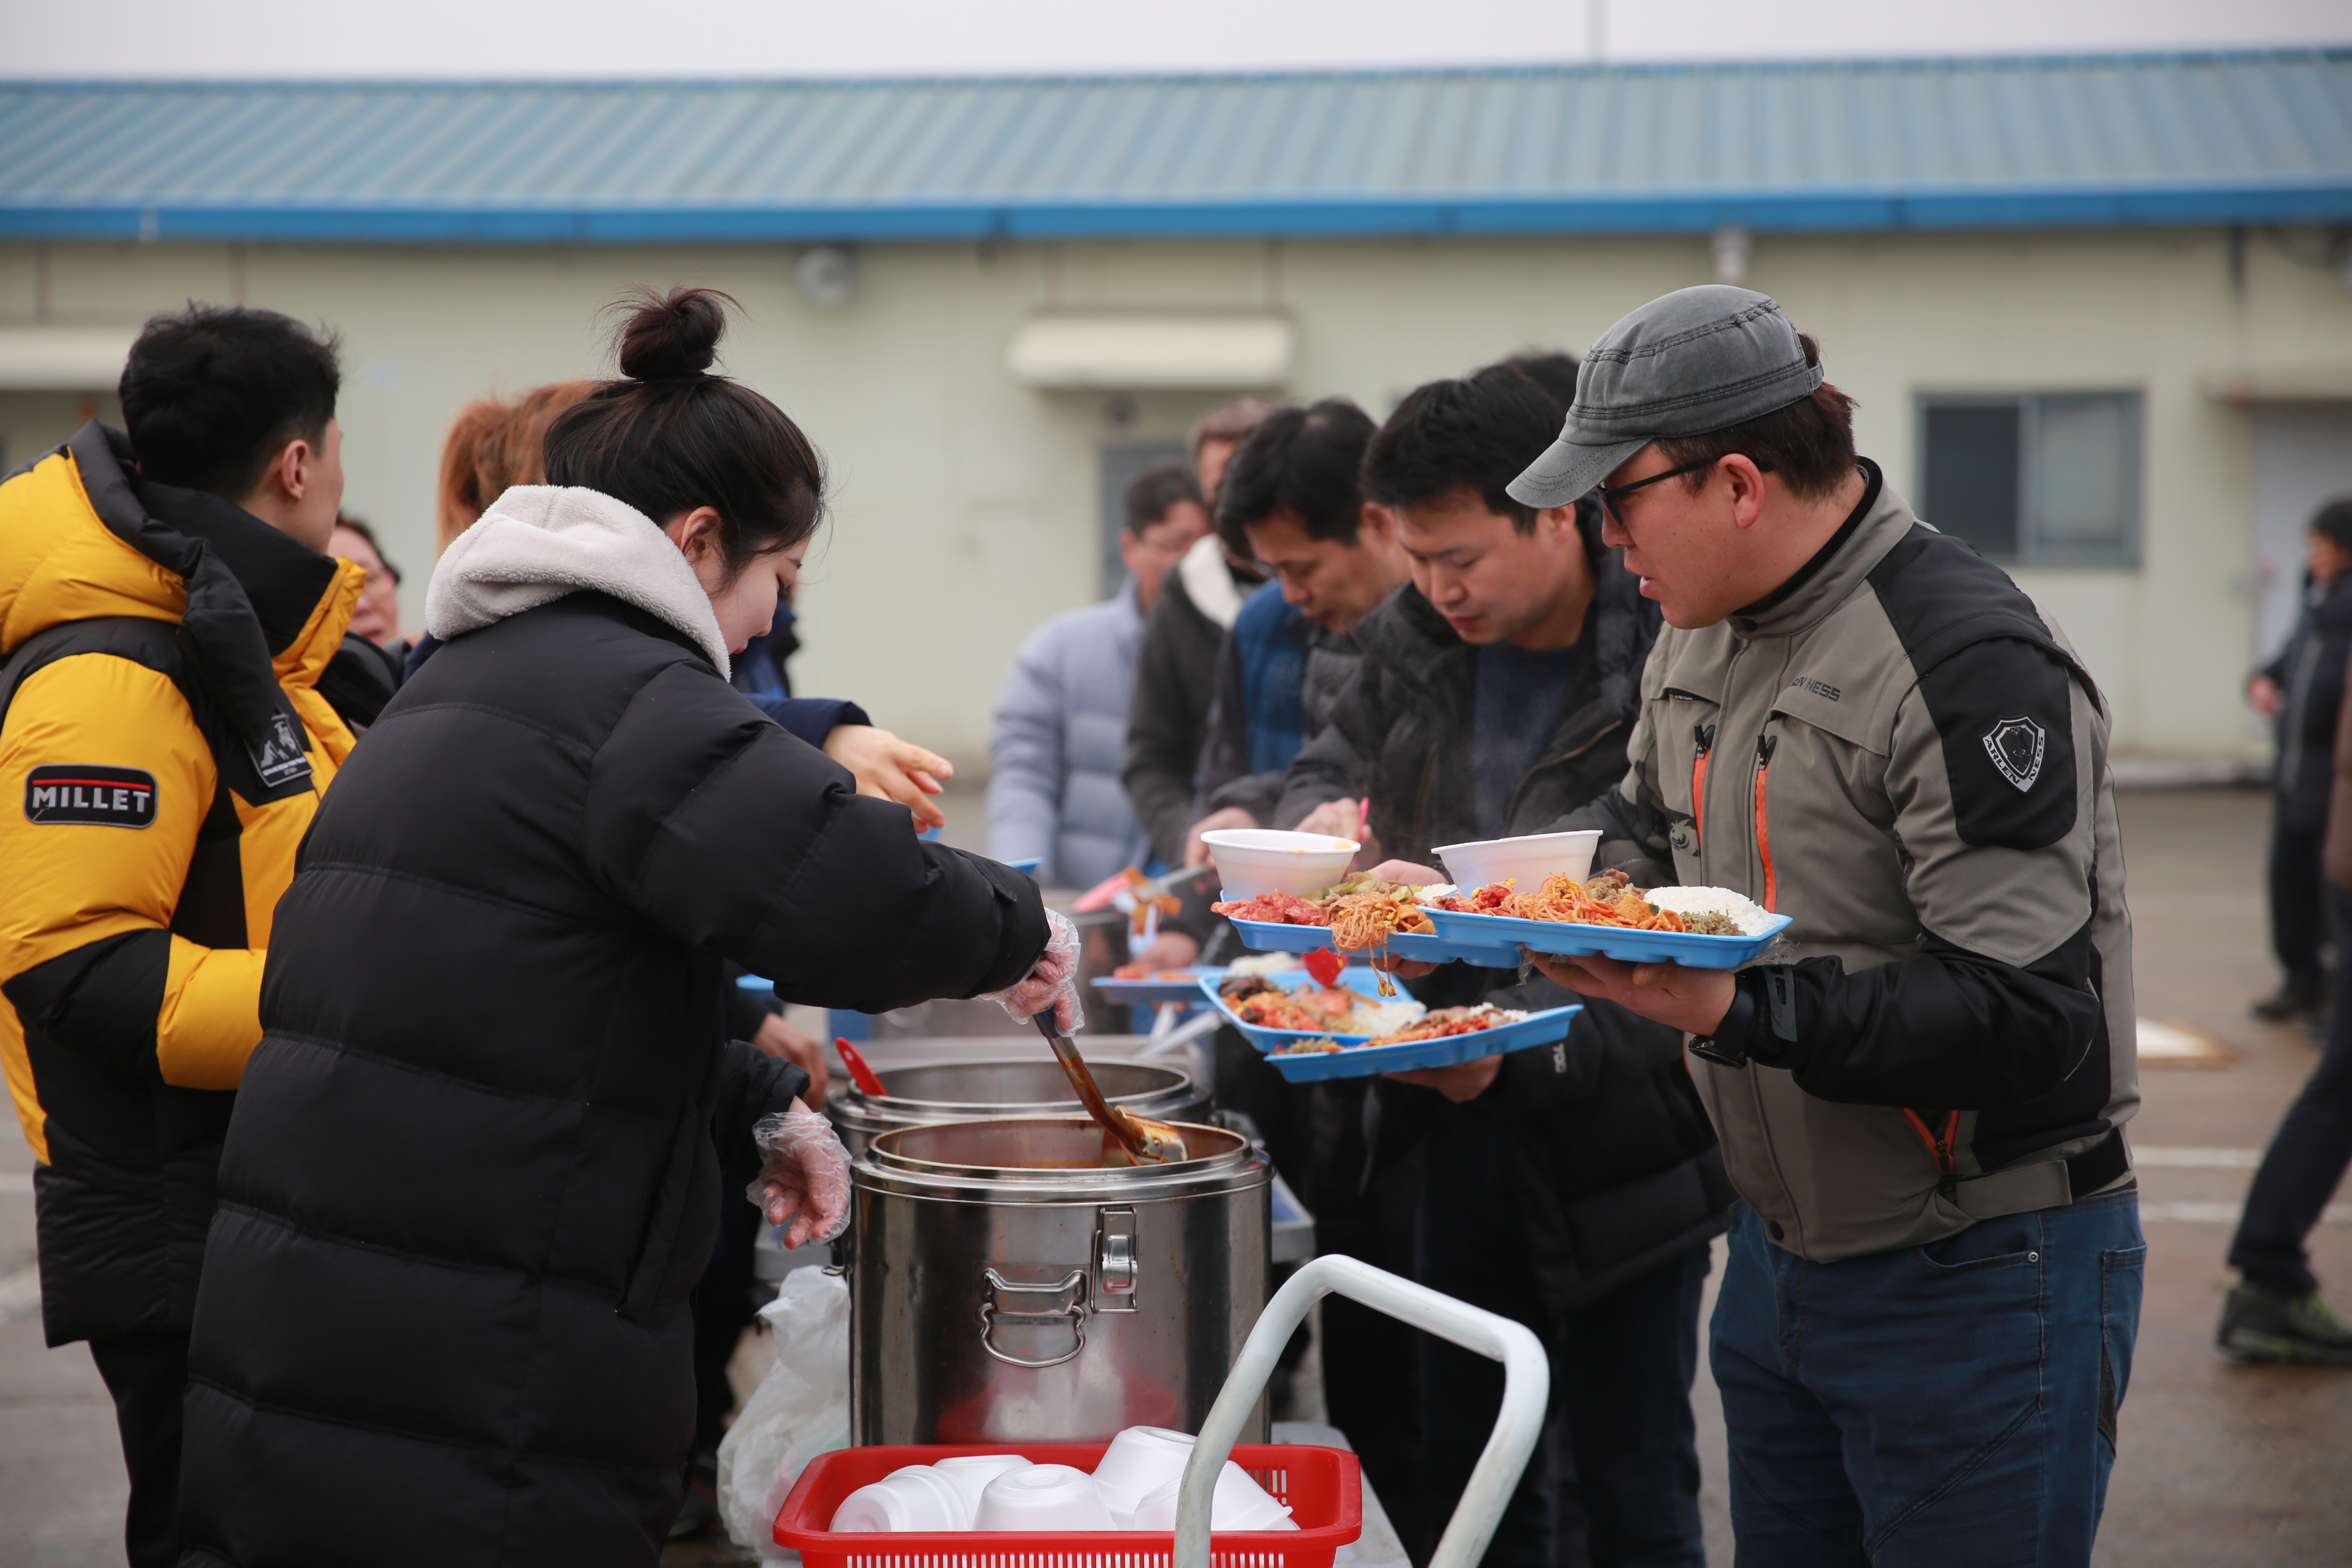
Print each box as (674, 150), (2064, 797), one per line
(616, 285), (733, 382)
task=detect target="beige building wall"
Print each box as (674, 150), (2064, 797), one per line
(4, 228), (2349, 771)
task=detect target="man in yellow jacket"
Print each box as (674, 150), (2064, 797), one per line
(0, 306), (371, 1567)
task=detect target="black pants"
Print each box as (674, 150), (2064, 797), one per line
(691, 1189), (763, 1457)
(2233, 880), (2352, 1297)
(2268, 818), (2329, 1000)
(1215, 1035), (1434, 1562)
(88, 1331), (188, 1568)
(1417, 1100), (1706, 1568)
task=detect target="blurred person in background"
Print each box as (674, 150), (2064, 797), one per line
(435, 379), (599, 555)
(0, 304), (366, 1568)
(1123, 397), (1276, 865)
(1186, 398), (1408, 853)
(2247, 498), (2352, 1028)
(330, 515), (405, 650)
(1501, 350), (1583, 413)
(2223, 507), (2352, 1366)
(990, 459), (1209, 887)
(327, 514), (412, 710)
(729, 584), (799, 701)
(178, 289), (1080, 1566)
(1281, 364), (1722, 1568)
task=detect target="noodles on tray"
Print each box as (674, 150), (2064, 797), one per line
(1433, 869), (1747, 936)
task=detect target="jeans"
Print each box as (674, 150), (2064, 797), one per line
(1711, 1192), (2144, 1568)
(1418, 1098), (1707, 1568)
(88, 1331), (188, 1568)
(2232, 880), (2352, 1295)
(2268, 818), (2329, 999)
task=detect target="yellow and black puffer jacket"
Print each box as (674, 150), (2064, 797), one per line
(0, 423), (368, 1347)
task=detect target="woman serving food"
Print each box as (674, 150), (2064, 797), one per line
(178, 289), (1079, 1566)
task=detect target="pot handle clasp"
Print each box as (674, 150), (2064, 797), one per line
(978, 1267), (1088, 1368)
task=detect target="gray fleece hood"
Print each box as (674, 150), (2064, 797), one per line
(426, 484), (731, 677)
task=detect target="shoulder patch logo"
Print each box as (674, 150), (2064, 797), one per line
(25, 764), (158, 827)
(252, 710), (312, 789)
(1983, 717), (2046, 793)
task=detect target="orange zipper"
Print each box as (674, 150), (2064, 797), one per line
(1902, 1108), (1962, 1197)
(1752, 733), (1779, 912)
(1690, 724), (1714, 846)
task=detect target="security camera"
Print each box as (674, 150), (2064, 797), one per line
(794, 246), (858, 311)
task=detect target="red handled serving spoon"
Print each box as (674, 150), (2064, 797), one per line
(835, 1038), (888, 1098)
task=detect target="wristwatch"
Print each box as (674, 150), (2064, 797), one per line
(1686, 974), (1757, 1068)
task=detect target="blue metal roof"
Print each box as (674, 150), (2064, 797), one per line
(2, 51), (2348, 244)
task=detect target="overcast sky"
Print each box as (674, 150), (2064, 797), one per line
(9, 0), (2349, 78)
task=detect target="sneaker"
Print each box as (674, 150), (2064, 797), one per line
(2252, 989), (2326, 1023)
(2217, 1283), (2352, 1365)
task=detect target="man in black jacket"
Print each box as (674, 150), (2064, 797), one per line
(2247, 498), (2352, 1025)
(1123, 398), (1273, 865)
(1278, 366), (1728, 1568)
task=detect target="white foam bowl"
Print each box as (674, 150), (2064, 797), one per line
(1092, 1426), (1196, 1527)
(830, 1466), (971, 1532)
(1128, 1464), (1298, 1532)
(974, 1464), (1116, 1531)
(1201, 829), (1359, 899)
(1431, 830), (1601, 893)
(932, 1455), (1032, 1524)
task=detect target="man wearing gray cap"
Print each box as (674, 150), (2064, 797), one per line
(1521, 285), (2142, 1565)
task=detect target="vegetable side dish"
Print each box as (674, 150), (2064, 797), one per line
(1274, 1002), (1528, 1054)
(1216, 974), (1427, 1038)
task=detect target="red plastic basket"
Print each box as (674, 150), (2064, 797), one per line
(774, 1442), (1362, 1568)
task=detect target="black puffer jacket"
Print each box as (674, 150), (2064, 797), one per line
(1273, 508), (1655, 866)
(181, 590), (1047, 1567)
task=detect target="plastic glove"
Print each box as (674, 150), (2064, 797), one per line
(980, 906), (1086, 1033)
(745, 1101), (852, 1250)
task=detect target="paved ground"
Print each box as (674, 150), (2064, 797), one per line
(4, 786), (2350, 1565)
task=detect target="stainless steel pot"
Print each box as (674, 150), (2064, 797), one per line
(828, 1057), (1206, 1159)
(847, 1117), (1270, 1446)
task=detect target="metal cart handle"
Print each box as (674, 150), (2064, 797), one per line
(1174, 1253), (1550, 1568)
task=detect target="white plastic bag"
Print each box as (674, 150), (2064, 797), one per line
(718, 1266), (853, 1558)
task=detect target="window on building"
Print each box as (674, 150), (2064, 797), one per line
(1918, 391), (2143, 567)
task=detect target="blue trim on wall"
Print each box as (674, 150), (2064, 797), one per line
(5, 181), (2348, 246)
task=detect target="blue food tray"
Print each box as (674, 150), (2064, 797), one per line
(1200, 967), (1398, 1052)
(1224, 915), (1522, 968)
(1423, 907), (1793, 968)
(1093, 965), (1226, 1006)
(1198, 970), (1583, 1081)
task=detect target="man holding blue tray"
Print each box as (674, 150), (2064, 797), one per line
(1523, 285), (2141, 1568)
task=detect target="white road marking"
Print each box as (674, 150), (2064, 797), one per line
(0, 1264), (37, 1324)
(2140, 1202), (2352, 1224)
(2133, 1146), (2262, 1167)
(0, 1170), (31, 1196)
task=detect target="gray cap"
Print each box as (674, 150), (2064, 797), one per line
(1508, 285), (1826, 509)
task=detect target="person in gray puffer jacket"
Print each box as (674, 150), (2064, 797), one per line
(989, 461), (1208, 887)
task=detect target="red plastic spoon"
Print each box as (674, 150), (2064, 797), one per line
(835, 1038), (888, 1098)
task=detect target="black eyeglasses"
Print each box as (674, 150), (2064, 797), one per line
(1594, 454), (1773, 526)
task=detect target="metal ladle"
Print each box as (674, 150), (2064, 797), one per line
(1033, 1014), (1189, 1164)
